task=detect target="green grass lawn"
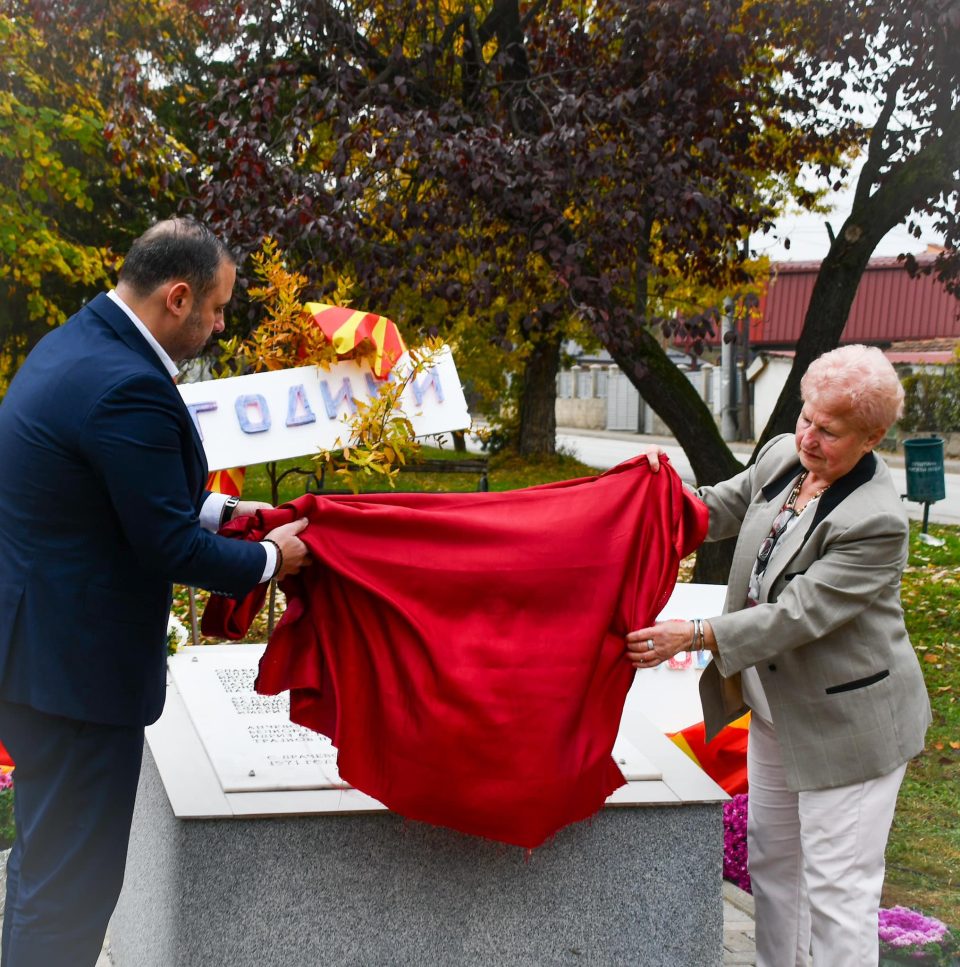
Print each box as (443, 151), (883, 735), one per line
(883, 521), (960, 925)
(236, 444), (598, 504)
(180, 450), (958, 927)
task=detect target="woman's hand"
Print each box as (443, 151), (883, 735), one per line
(626, 618), (716, 668)
(641, 446), (668, 472)
(625, 619), (693, 668)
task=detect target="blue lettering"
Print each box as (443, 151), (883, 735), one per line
(319, 378), (357, 419)
(411, 369), (444, 406)
(235, 394), (272, 434)
(186, 401), (217, 441)
(286, 384), (317, 427)
(364, 371), (396, 399)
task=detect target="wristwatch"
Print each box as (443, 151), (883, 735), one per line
(219, 494), (240, 529)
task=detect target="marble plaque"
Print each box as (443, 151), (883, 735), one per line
(167, 644), (663, 795)
(611, 735), (660, 781)
(167, 645), (346, 793)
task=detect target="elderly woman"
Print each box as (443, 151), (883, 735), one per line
(627, 345), (931, 967)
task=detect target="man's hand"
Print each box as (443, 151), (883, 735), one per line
(265, 517), (312, 579)
(233, 499), (272, 519)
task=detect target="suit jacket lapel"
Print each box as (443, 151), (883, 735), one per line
(759, 451), (878, 590)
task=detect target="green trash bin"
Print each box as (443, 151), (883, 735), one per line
(903, 437), (945, 504)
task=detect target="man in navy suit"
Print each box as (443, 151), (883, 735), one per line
(0, 219), (311, 966)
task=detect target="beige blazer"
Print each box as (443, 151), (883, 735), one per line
(698, 434), (931, 792)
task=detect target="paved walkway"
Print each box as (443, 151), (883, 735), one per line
(723, 882), (757, 965)
(551, 427), (960, 525)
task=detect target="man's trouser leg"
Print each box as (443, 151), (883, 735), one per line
(0, 699), (144, 967)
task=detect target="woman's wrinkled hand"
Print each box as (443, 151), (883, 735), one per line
(625, 619), (694, 668)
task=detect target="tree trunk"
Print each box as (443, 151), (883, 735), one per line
(605, 327), (742, 584)
(451, 430), (467, 453)
(607, 326), (742, 486)
(755, 107), (960, 452)
(517, 332), (560, 456)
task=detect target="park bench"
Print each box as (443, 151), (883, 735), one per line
(304, 455), (490, 494)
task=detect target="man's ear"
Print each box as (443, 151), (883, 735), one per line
(165, 281), (192, 315)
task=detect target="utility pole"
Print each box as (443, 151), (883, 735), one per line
(721, 297), (738, 441)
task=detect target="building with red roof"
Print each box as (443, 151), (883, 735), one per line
(749, 252), (959, 349)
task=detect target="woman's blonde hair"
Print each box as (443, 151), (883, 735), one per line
(800, 344), (904, 433)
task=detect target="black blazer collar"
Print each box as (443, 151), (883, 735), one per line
(760, 449), (877, 549)
(87, 292), (172, 382)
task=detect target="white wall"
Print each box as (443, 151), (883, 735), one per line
(749, 356), (794, 439)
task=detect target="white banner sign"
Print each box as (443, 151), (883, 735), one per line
(178, 348), (471, 471)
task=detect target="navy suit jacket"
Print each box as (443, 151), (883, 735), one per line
(0, 293), (266, 727)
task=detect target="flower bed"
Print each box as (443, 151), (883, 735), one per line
(0, 770), (14, 851)
(879, 906), (958, 965)
(722, 792), (751, 893)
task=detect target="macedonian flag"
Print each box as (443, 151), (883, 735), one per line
(207, 466), (247, 498)
(668, 713), (750, 795)
(305, 302), (406, 379)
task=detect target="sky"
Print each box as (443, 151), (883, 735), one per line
(750, 163), (948, 264)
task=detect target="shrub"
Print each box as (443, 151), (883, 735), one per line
(900, 369), (960, 433)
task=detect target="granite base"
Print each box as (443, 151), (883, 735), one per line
(110, 745), (723, 967)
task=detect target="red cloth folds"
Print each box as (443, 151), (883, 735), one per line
(202, 456), (707, 848)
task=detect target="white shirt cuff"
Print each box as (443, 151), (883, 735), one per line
(203, 494), (275, 583)
(201, 493), (229, 532)
(258, 542), (277, 584)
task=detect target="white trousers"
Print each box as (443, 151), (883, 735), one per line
(747, 713), (907, 967)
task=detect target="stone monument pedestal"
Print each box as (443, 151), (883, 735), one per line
(110, 633), (727, 967)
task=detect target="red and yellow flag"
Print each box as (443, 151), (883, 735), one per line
(305, 302), (406, 379)
(668, 712), (750, 795)
(206, 466), (246, 497)
(202, 305), (404, 497)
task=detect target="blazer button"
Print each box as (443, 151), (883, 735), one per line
(768, 663), (777, 671)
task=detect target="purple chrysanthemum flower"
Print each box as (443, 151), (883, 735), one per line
(722, 792), (751, 894)
(879, 906), (948, 948)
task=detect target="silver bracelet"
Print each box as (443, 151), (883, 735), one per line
(691, 618), (704, 653)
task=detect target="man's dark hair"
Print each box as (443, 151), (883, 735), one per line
(117, 219), (236, 297)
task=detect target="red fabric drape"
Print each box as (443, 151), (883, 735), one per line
(203, 457), (707, 848)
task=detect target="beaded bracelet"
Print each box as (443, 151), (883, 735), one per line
(263, 538), (284, 580)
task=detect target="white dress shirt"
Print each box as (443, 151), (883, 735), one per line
(107, 290), (276, 582)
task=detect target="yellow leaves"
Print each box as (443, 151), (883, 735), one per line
(234, 239), (343, 377)
(316, 342), (446, 493)
(241, 239), (432, 493)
